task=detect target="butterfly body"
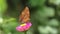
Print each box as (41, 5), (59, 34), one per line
(19, 7), (30, 23)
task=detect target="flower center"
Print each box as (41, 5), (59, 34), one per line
(20, 23), (26, 26)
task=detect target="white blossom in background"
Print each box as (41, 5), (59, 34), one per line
(49, 28), (58, 34)
(0, 17), (3, 23)
(38, 25), (58, 34)
(49, 0), (60, 5)
(38, 26), (51, 34)
(48, 19), (59, 27)
(55, 0), (60, 5)
(44, 7), (55, 17)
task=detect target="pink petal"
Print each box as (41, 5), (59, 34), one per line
(16, 26), (24, 32)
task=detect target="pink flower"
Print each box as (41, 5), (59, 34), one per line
(16, 22), (32, 32)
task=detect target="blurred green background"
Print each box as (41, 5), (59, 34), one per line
(0, 0), (60, 34)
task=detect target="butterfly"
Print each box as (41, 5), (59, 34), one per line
(19, 6), (30, 23)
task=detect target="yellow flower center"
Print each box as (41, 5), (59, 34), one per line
(20, 23), (26, 26)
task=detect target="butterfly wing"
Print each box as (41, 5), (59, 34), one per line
(19, 7), (30, 23)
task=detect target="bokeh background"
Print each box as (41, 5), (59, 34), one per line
(0, 0), (60, 34)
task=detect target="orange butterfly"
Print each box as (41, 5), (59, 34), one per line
(19, 6), (30, 23)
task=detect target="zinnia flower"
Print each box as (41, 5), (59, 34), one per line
(16, 22), (32, 32)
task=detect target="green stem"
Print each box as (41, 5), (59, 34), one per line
(24, 31), (27, 34)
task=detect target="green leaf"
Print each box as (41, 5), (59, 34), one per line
(0, 0), (7, 14)
(29, 0), (46, 7)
